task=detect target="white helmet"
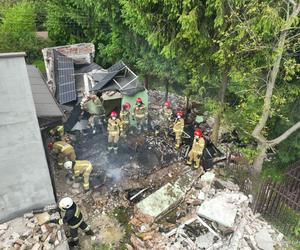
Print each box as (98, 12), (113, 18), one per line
(59, 197), (73, 210)
(64, 161), (73, 170)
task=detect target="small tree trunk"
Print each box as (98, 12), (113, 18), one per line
(252, 145), (267, 174)
(144, 74), (149, 89)
(184, 93), (190, 117)
(211, 112), (222, 144)
(165, 79), (169, 101)
(211, 69), (229, 144)
(250, 4), (300, 174)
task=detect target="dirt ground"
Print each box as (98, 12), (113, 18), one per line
(50, 128), (191, 249)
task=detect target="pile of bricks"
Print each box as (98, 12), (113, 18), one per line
(0, 212), (68, 250)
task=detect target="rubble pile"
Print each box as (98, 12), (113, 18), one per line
(127, 172), (287, 250)
(0, 211), (68, 250)
(145, 135), (183, 165)
(148, 90), (186, 127)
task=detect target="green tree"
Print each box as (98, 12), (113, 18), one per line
(0, 1), (37, 52)
(0, 0), (53, 63)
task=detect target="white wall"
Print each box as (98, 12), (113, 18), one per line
(0, 53), (55, 222)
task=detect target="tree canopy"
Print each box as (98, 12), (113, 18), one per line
(1, 0), (299, 173)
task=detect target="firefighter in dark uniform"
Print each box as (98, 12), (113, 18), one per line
(48, 197), (94, 247)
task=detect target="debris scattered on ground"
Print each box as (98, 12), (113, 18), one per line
(41, 90), (289, 249)
(0, 211), (67, 250)
(126, 173), (288, 250)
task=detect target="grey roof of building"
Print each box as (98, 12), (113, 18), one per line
(0, 52), (26, 58)
(27, 65), (63, 118)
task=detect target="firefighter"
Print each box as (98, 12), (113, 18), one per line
(48, 141), (76, 167)
(64, 160), (93, 191)
(48, 197), (94, 247)
(120, 102), (131, 137)
(81, 94), (105, 134)
(49, 125), (64, 140)
(187, 129), (206, 169)
(173, 111), (184, 149)
(160, 101), (173, 137)
(107, 111), (121, 153)
(133, 97), (148, 132)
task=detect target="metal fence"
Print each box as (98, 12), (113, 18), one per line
(254, 165), (300, 237)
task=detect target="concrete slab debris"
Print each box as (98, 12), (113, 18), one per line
(197, 194), (238, 228)
(255, 229), (275, 250)
(136, 183), (184, 220)
(200, 172), (215, 187)
(214, 178), (240, 191)
(196, 232), (215, 249)
(0, 223), (8, 230)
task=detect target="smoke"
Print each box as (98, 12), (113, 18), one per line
(105, 168), (123, 182)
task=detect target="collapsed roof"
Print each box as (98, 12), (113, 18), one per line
(42, 43), (144, 103)
(42, 43), (95, 104)
(89, 60), (144, 96)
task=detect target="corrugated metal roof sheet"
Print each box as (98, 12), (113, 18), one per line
(27, 65), (63, 118)
(91, 61), (126, 91)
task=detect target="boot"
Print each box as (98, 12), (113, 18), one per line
(113, 148), (118, 154)
(107, 142), (113, 152)
(69, 239), (79, 247)
(85, 229), (94, 236)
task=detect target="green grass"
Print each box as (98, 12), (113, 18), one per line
(108, 207), (133, 250)
(261, 165), (285, 182)
(32, 59), (46, 73)
(263, 203), (300, 249)
(92, 243), (114, 250)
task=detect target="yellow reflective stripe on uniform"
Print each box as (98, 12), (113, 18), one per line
(69, 218), (83, 229)
(56, 143), (65, 150)
(61, 144), (72, 152)
(74, 207), (81, 218)
(58, 219), (63, 225)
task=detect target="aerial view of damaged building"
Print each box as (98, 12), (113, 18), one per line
(0, 44), (286, 250)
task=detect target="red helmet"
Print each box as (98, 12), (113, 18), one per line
(123, 102), (131, 110)
(136, 97), (142, 104)
(164, 101), (171, 108)
(111, 111), (118, 118)
(48, 141), (54, 151)
(176, 111), (183, 117)
(194, 129), (203, 137)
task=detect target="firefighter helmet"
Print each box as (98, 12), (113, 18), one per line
(164, 101), (171, 108)
(136, 97), (142, 104)
(111, 111), (118, 118)
(64, 161), (73, 170)
(123, 102), (131, 110)
(194, 129), (203, 137)
(176, 111), (183, 117)
(48, 142), (54, 151)
(59, 197), (73, 210)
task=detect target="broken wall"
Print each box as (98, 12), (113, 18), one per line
(42, 43), (95, 95)
(0, 53), (55, 223)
